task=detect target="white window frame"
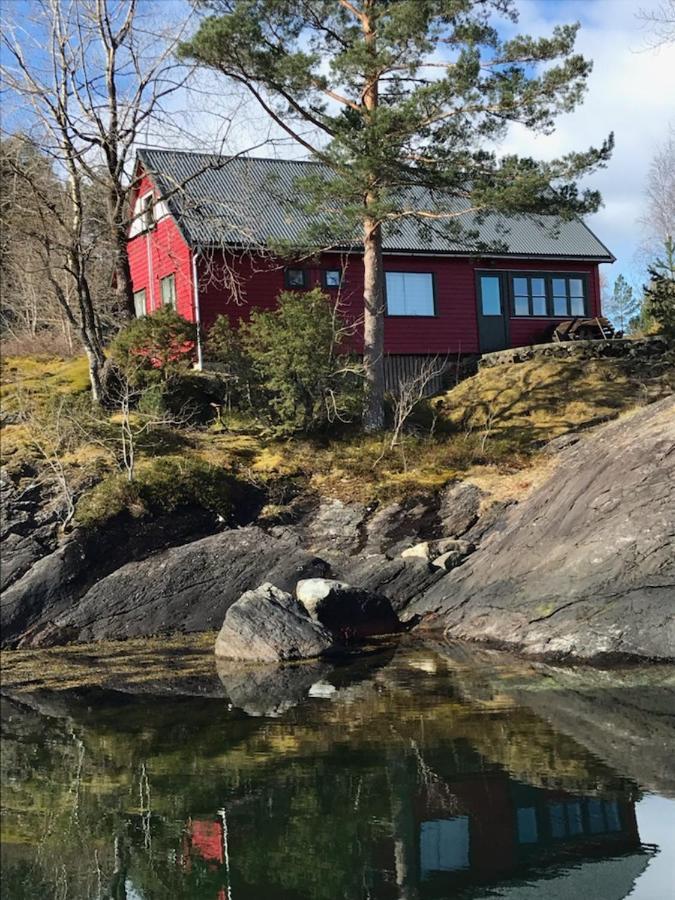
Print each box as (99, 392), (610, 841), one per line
(160, 273), (177, 309)
(385, 271), (436, 317)
(133, 288), (147, 318)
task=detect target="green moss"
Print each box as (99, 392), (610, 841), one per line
(75, 455), (233, 527)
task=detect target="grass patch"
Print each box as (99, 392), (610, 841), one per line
(0, 355), (91, 404)
(433, 355), (675, 448)
(2, 352), (672, 516)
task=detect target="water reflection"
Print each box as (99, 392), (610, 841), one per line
(1, 645), (672, 899)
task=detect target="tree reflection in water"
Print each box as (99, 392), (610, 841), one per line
(1, 646), (671, 899)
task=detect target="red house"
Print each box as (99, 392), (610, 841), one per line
(128, 149), (614, 374)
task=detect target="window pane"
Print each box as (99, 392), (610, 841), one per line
(517, 808), (538, 844)
(531, 278), (545, 296)
(133, 290), (146, 318)
(324, 269), (341, 287)
(570, 296), (585, 316)
(480, 276), (502, 315)
(287, 269), (305, 288)
(532, 295), (547, 316)
(566, 802), (583, 835)
(587, 799), (605, 834)
(514, 295), (529, 316)
(549, 804), (566, 839)
(604, 801), (621, 832)
(553, 296), (569, 316)
(513, 277), (529, 296)
(552, 278), (567, 297)
(385, 272), (406, 315)
(569, 278), (584, 297)
(386, 272), (434, 315)
(420, 818), (469, 876)
(161, 275), (176, 308)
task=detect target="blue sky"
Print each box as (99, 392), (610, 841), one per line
(4, 0), (673, 297)
(498, 1), (674, 293)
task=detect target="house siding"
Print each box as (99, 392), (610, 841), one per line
(192, 249), (602, 355)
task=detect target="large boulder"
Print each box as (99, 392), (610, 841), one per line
(411, 399), (675, 662)
(215, 583), (335, 662)
(296, 578), (401, 640)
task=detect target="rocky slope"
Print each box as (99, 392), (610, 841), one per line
(410, 397), (675, 661)
(2, 398), (673, 661)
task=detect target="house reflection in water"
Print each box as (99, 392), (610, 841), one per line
(183, 770), (646, 900)
(403, 772), (646, 899)
(181, 813), (230, 900)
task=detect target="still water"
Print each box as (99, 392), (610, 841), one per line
(1, 642), (674, 899)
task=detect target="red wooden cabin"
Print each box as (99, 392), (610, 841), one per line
(128, 150), (614, 374)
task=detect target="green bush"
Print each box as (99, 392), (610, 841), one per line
(241, 288), (362, 433)
(110, 308), (198, 385)
(203, 315), (251, 410)
(75, 456), (233, 527)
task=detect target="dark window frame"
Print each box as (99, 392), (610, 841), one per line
(284, 267), (308, 289)
(322, 268), (343, 289)
(160, 273), (176, 309)
(506, 271), (589, 319)
(384, 270), (438, 318)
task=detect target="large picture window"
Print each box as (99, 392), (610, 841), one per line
(385, 271), (435, 316)
(509, 272), (587, 318)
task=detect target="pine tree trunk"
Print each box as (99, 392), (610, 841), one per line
(362, 216), (386, 431)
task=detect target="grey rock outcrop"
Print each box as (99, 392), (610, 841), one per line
(8, 527), (329, 647)
(296, 577), (401, 639)
(438, 482), (483, 537)
(411, 398), (675, 661)
(215, 583), (335, 662)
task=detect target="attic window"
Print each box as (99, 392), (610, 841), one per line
(141, 193), (155, 231)
(285, 268), (307, 289)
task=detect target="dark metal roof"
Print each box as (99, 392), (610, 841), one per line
(137, 148), (614, 261)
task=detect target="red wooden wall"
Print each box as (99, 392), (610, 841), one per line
(127, 172), (195, 321)
(194, 249), (602, 354)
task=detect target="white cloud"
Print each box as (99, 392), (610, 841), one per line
(501, 0), (675, 285)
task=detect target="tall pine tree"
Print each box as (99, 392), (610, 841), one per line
(180, 0), (613, 430)
(643, 236), (675, 340)
(606, 274), (639, 333)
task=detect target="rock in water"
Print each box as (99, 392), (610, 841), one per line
(215, 583), (335, 662)
(411, 398), (675, 662)
(296, 578), (400, 639)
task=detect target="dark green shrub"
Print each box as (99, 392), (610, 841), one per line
(110, 308), (198, 385)
(241, 288), (362, 433)
(137, 373), (227, 426)
(203, 315), (251, 410)
(75, 456), (233, 527)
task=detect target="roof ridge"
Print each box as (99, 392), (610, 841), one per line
(138, 146), (324, 167)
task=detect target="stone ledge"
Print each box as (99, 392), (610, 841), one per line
(478, 336), (668, 369)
